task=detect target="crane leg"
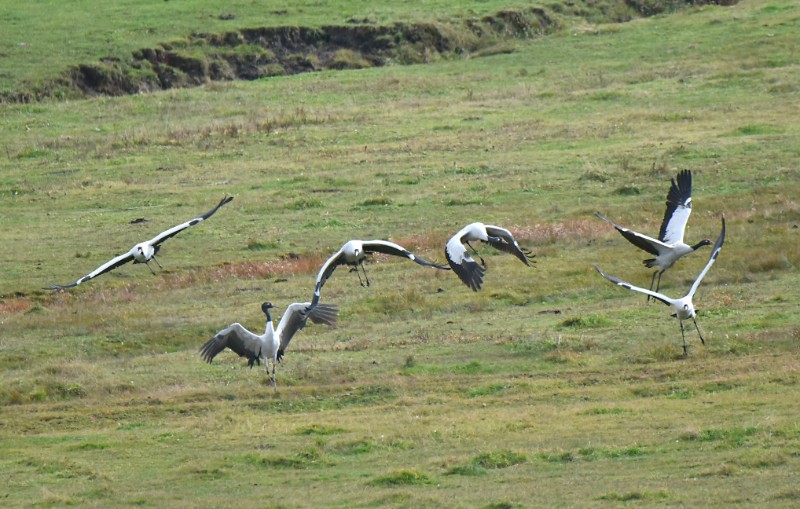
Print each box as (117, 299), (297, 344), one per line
(647, 271), (660, 303)
(144, 261), (157, 275)
(359, 261), (371, 287)
(267, 360), (277, 391)
(152, 254), (164, 269)
(692, 317), (705, 345)
(680, 320), (688, 356)
(466, 241), (487, 268)
(349, 266), (365, 287)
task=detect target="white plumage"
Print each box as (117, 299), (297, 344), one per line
(48, 196), (233, 290)
(311, 239), (448, 307)
(595, 215), (725, 355)
(199, 301), (338, 390)
(445, 222), (534, 291)
(595, 170), (711, 299)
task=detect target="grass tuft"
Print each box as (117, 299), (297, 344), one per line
(681, 426), (760, 448)
(473, 450), (527, 469)
(468, 383), (508, 397)
(559, 315), (610, 329)
(598, 490), (668, 502)
(481, 503), (519, 509)
(613, 185), (641, 196)
(331, 440), (374, 455)
(244, 448), (328, 469)
(446, 463), (487, 476)
(296, 424), (346, 436)
(354, 197), (393, 209)
(370, 469), (433, 486)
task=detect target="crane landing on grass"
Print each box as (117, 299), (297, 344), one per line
(199, 301), (338, 390)
(595, 215), (725, 356)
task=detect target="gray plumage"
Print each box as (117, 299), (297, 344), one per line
(200, 301), (338, 389)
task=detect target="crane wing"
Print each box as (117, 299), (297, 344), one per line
(483, 225), (535, 266)
(47, 250), (135, 290)
(199, 323), (263, 366)
(363, 240), (449, 269)
(276, 302), (338, 361)
(445, 235), (485, 291)
(594, 265), (673, 307)
(659, 169), (693, 244)
(311, 247), (346, 307)
(688, 216), (725, 298)
(148, 195), (233, 247)
(595, 212), (669, 257)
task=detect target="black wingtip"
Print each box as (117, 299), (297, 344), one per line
(713, 214), (726, 252)
(446, 259), (483, 291)
(197, 195), (235, 221)
(214, 194), (234, 212)
(198, 343), (215, 364)
(593, 264), (620, 286)
(410, 254), (451, 271)
(666, 169), (692, 206)
(521, 248), (536, 266)
(45, 283), (72, 292)
(308, 302), (339, 327)
(595, 211), (616, 226)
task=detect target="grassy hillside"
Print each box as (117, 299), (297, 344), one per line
(2, 0), (709, 101)
(1, 0), (799, 507)
(0, 0), (550, 96)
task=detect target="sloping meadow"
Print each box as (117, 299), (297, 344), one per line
(4, 0), (728, 102)
(1, 0), (799, 507)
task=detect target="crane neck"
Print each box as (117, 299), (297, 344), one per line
(262, 309), (274, 336)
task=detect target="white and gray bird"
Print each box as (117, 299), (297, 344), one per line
(48, 196), (233, 290)
(596, 169), (711, 300)
(310, 239), (449, 307)
(199, 301), (338, 390)
(594, 215), (725, 356)
(445, 222), (534, 291)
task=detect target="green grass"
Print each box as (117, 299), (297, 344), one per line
(2, 0), (800, 507)
(0, 0), (638, 99)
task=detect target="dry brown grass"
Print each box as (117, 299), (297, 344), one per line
(512, 219), (604, 244)
(0, 298), (31, 316)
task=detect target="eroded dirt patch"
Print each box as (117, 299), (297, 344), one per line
(13, 7), (557, 102)
(3, 1), (737, 103)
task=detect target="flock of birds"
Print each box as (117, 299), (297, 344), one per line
(48, 169), (725, 388)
